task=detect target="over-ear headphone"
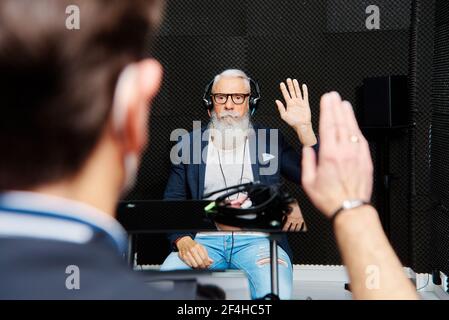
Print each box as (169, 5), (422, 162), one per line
(202, 77), (261, 116)
(203, 182), (295, 229)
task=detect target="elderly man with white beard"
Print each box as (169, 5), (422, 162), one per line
(161, 69), (318, 300)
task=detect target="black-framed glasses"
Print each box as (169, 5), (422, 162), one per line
(211, 93), (250, 105)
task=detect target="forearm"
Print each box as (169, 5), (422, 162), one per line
(334, 206), (418, 300)
(294, 123), (317, 147)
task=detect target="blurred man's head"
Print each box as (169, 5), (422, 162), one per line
(0, 0), (164, 210)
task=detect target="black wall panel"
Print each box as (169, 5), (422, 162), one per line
(430, 0), (449, 276)
(407, 0), (436, 273)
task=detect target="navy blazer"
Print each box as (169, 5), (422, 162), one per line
(164, 124), (317, 260)
(0, 192), (194, 300)
(0, 237), (194, 299)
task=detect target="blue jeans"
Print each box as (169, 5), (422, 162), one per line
(160, 234), (293, 300)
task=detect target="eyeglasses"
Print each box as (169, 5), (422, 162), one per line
(211, 93), (250, 105)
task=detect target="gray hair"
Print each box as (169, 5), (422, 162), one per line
(212, 69), (251, 92)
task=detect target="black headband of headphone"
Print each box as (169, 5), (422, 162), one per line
(202, 76), (261, 115)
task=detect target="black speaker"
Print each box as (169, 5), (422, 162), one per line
(362, 75), (408, 128)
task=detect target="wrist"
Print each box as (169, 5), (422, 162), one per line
(293, 122), (313, 133)
(294, 123), (317, 146)
(328, 199), (371, 221)
(175, 236), (192, 249)
(332, 203), (377, 229)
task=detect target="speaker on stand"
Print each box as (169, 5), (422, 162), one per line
(359, 75), (410, 239)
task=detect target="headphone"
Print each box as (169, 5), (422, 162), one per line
(202, 77), (261, 116)
(203, 182), (295, 229)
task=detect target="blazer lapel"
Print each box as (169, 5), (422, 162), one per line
(249, 126), (261, 184)
(198, 128), (209, 199)
(252, 126), (273, 185)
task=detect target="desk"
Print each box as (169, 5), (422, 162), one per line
(117, 200), (304, 299)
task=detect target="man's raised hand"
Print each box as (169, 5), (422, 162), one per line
(276, 78), (312, 128)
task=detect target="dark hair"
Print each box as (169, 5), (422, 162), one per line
(0, 0), (160, 190)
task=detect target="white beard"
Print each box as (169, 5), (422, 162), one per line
(209, 110), (251, 150)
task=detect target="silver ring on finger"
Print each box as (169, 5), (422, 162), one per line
(350, 135), (360, 144)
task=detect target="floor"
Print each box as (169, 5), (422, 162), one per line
(292, 280), (442, 300)
(138, 264), (449, 300)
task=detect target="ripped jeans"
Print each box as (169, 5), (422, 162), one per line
(160, 234), (293, 300)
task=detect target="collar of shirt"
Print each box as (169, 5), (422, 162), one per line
(0, 191), (127, 255)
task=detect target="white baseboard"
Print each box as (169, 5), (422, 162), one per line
(292, 264), (349, 282)
(139, 263), (449, 299)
